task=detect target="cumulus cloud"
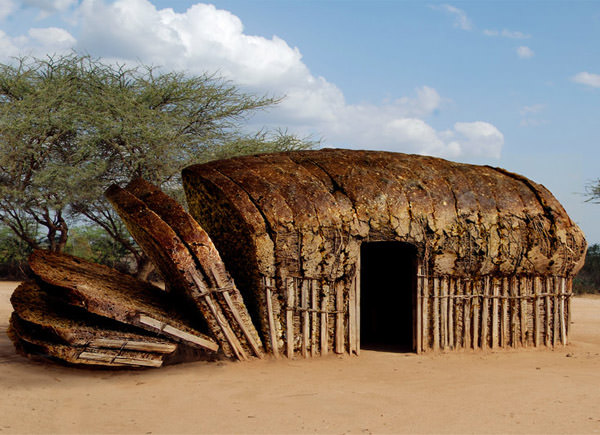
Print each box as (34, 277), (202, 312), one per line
(516, 46), (534, 58)
(0, 0), (16, 20)
(483, 29), (530, 39)
(0, 27), (76, 61)
(572, 72), (600, 88)
(430, 4), (472, 30)
(5, 0), (504, 159)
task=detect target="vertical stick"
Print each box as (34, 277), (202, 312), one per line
(545, 277), (552, 347)
(481, 276), (489, 350)
(348, 273), (356, 355)
(422, 267), (429, 351)
(553, 276), (559, 348)
(510, 277), (518, 347)
(441, 277), (448, 350)
(464, 280), (471, 349)
(520, 277), (528, 347)
(448, 278), (455, 349)
(567, 279), (572, 339)
(321, 282), (329, 356)
(286, 277), (295, 358)
(501, 277), (509, 348)
(491, 277), (499, 349)
(560, 277), (567, 346)
(265, 277), (279, 358)
(433, 277), (440, 351)
(534, 276), (541, 348)
(311, 280), (318, 357)
(416, 262), (423, 354)
(301, 279), (309, 358)
(335, 281), (345, 354)
(355, 264), (361, 355)
(472, 279), (480, 350)
(455, 278), (462, 348)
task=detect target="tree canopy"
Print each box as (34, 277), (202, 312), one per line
(0, 54), (315, 277)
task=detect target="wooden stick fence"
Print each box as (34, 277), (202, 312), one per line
(416, 274), (572, 352)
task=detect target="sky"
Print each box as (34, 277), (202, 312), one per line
(1, 0), (599, 243)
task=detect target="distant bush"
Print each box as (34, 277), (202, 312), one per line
(0, 226), (33, 279)
(573, 244), (600, 294)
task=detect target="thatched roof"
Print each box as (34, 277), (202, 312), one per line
(183, 149), (586, 279)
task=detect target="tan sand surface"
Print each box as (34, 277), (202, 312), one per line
(1, 280), (600, 434)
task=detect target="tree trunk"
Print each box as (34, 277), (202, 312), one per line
(135, 255), (155, 281)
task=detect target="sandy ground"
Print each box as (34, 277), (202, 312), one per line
(1, 281), (600, 434)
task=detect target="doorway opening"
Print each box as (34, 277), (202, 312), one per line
(360, 241), (417, 352)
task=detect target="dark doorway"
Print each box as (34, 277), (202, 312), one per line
(360, 241), (417, 352)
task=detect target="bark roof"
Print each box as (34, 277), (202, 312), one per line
(183, 149), (586, 277)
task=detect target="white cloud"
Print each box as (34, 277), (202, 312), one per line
(0, 0), (16, 20)
(520, 104), (545, 115)
(572, 72), (600, 88)
(0, 27), (76, 61)
(431, 4), (472, 30)
(484, 29), (530, 39)
(516, 46), (534, 58)
(4, 0), (504, 159)
(22, 0), (77, 12)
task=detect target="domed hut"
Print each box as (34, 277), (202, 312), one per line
(182, 149), (586, 357)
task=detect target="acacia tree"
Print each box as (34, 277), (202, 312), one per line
(586, 180), (600, 203)
(0, 54), (315, 278)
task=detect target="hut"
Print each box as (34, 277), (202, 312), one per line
(182, 149), (586, 357)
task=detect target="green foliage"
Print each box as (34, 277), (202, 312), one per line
(0, 53), (316, 276)
(65, 225), (132, 272)
(586, 179), (600, 204)
(573, 244), (600, 294)
(0, 224), (34, 278)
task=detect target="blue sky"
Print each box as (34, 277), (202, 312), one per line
(1, 0), (599, 243)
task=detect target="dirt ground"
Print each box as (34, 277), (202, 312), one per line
(1, 281), (599, 434)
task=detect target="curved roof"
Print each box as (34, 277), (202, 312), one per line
(183, 149), (586, 278)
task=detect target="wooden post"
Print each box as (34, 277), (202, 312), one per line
(433, 277), (440, 351)
(472, 279), (479, 350)
(567, 278), (572, 339)
(481, 276), (489, 350)
(441, 277), (448, 350)
(534, 276), (541, 348)
(301, 279), (309, 357)
(501, 277), (509, 348)
(321, 282), (329, 356)
(416, 262), (423, 354)
(348, 274), (356, 356)
(286, 277), (295, 359)
(520, 277), (528, 347)
(335, 281), (345, 354)
(422, 267), (429, 351)
(455, 278), (462, 348)
(553, 276), (559, 348)
(311, 280), (318, 357)
(560, 277), (567, 346)
(265, 277), (279, 358)
(355, 264), (361, 355)
(545, 277), (552, 347)
(510, 277), (518, 347)
(448, 278), (455, 350)
(491, 278), (499, 349)
(464, 280), (472, 349)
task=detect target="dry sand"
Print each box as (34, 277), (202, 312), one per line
(1, 280), (599, 434)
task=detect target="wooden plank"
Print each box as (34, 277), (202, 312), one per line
(321, 282), (329, 356)
(221, 290), (263, 358)
(520, 277), (528, 347)
(464, 280), (471, 349)
(441, 277), (448, 350)
(138, 315), (219, 352)
(301, 279), (309, 358)
(560, 277), (567, 346)
(534, 276), (541, 347)
(448, 278), (455, 350)
(545, 277), (552, 347)
(553, 276), (559, 348)
(265, 278), (280, 358)
(491, 278), (499, 349)
(78, 351), (163, 368)
(286, 277), (295, 358)
(433, 277), (440, 351)
(335, 281), (345, 354)
(311, 280), (318, 357)
(481, 276), (489, 350)
(87, 339), (177, 354)
(501, 277), (508, 348)
(416, 263), (423, 354)
(472, 279), (479, 350)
